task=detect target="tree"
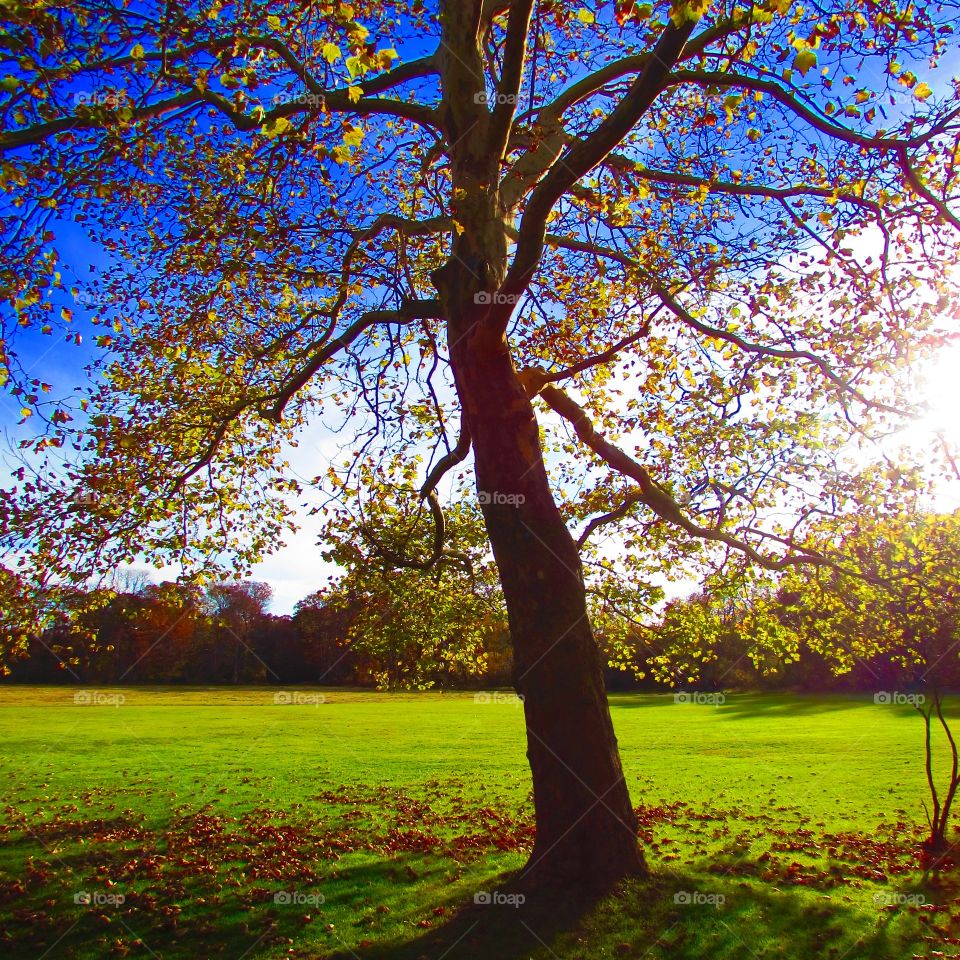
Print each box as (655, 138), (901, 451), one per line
(291, 596), (362, 684)
(205, 580), (273, 681)
(0, 564), (104, 676)
(758, 509), (960, 869)
(316, 469), (507, 688)
(632, 588), (752, 691)
(0, 565), (33, 668)
(108, 581), (208, 682)
(1, 0), (959, 889)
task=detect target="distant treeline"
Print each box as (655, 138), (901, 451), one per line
(2, 580), (512, 688)
(1, 577), (949, 693)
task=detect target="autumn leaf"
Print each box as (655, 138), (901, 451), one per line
(261, 116), (292, 138)
(792, 49), (818, 76)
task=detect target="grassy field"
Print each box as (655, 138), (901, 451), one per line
(0, 687), (957, 959)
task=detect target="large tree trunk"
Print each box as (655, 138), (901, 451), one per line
(431, 0), (642, 885)
(446, 305), (645, 891)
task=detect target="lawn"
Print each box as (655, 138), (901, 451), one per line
(0, 687), (957, 959)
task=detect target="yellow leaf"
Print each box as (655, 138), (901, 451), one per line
(576, 8), (595, 23)
(722, 94), (742, 123)
(348, 22), (370, 43)
(347, 85), (363, 103)
(261, 116), (292, 138)
(914, 82), (933, 101)
(267, 14), (282, 31)
(669, 0), (710, 25)
(322, 43), (341, 64)
(130, 44), (145, 60)
(792, 49), (817, 76)
(342, 124), (364, 148)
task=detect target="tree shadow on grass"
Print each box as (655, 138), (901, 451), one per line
(608, 693), (871, 718)
(0, 841), (932, 960)
(714, 693), (875, 719)
(324, 866), (915, 960)
(711, 692), (960, 721)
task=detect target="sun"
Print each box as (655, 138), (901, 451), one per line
(909, 344), (960, 446)
(889, 343), (960, 506)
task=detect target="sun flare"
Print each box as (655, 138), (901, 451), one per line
(909, 344), (960, 447)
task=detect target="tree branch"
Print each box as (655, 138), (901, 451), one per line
(627, 166), (884, 216)
(2, 41), (440, 153)
(501, 18), (700, 309)
(531, 228), (910, 419)
(577, 492), (644, 548)
(669, 70), (941, 151)
(0, 91), (203, 153)
(895, 144), (960, 232)
(536, 380), (826, 571)
(421, 424), (473, 500)
(487, 0), (536, 160)
(265, 300), (443, 422)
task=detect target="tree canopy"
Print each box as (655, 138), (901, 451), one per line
(0, 0), (957, 587)
(2, 0), (960, 889)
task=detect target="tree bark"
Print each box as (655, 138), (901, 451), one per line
(442, 285), (645, 890)
(432, 0), (643, 890)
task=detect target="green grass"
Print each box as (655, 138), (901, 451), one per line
(0, 687), (957, 959)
